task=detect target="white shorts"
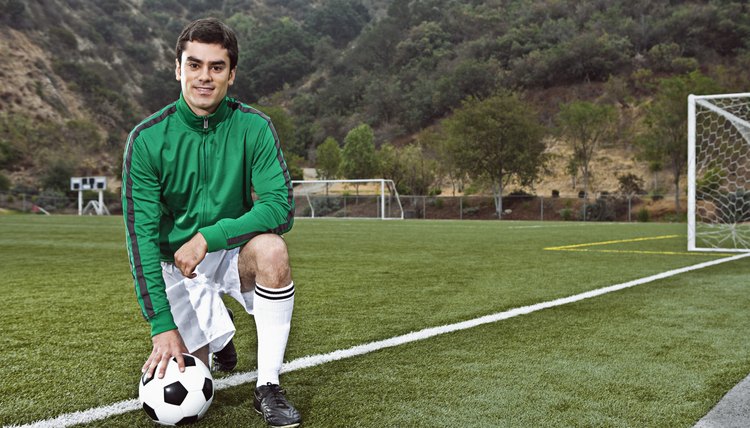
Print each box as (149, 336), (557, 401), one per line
(161, 248), (255, 353)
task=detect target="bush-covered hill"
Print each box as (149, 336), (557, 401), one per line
(0, 0), (749, 198)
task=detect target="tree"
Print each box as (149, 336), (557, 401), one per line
(617, 173), (645, 197)
(378, 143), (438, 196)
(0, 0), (30, 29)
(377, 143), (406, 193)
(0, 172), (10, 191)
(341, 124), (378, 195)
(434, 59), (501, 117)
(305, 0), (370, 48)
(140, 67), (181, 114)
(284, 153), (304, 182)
(237, 17), (314, 100)
(316, 137), (341, 180)
(0, 112), (31, 170)
(638, 71), (721, 210)
(346, 7), (404, 72)
(421, 128), (464, 196)
(443, 92), (546, 218)
(39, 154), (76, 192)
(399, 143), (438, 196)
(394, 21), (452, 70)
(315, 137), (341, 196)
(556, 100), (617, 200)
(258, 105), (302, 157)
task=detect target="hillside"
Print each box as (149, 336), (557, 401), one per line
(0, 0), (748, 202)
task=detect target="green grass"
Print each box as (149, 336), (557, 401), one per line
(1, 216), (749, 427)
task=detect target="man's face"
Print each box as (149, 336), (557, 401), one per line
(175, 41), (236, 116)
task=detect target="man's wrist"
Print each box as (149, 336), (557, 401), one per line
(198, 224), (225, 252)
(194, 232), (208, 251)
(150, 311), (178, 337)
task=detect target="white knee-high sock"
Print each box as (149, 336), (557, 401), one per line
(253, 282), (295, 387)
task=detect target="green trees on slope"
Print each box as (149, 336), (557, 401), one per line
(638, 71), (722, 211)
(555, 101), (617, 201)
(443, 92), (546, 218)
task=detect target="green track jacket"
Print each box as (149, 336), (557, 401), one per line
(122, 95), (294, 336)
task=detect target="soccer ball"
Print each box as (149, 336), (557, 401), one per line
(138, 354), (214, 426)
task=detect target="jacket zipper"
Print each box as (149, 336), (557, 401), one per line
(201, 117), (209, 227)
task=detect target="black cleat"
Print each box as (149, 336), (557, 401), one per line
(212, 309), (237, 372)
(254, 383), (302, 428)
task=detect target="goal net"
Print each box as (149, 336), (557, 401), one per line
(292, 179), (404, 220)
(688, 92), (750, 252)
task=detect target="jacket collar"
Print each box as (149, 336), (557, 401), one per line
(176, 94), (230, 131)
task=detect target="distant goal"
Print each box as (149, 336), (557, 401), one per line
(688, 92), (750, 252)
(292, 179), (404, 220)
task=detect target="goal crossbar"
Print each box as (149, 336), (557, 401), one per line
(694, 97), (750, 131)
(292, 179), (404, 220)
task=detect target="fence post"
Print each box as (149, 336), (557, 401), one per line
(540, 196), (544, 221)
(628, 196), (632, 222)
(582, 200), (586, 221)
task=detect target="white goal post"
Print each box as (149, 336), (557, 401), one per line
(292, 179), (404, 220)
(688, 92), (750, 252)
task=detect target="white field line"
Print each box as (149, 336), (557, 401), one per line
(7, 252), (750, 428)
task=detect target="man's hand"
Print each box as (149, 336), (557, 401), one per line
(143, 329), (188, 379)
(174, 233), (208, 278)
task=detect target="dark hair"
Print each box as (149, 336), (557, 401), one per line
(175, 18), (238, 70)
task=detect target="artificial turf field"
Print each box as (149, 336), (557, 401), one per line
(1, 215), (750, 427)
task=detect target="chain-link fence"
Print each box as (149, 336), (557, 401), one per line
(395, 194), (673, 221)
(292, 193), (685, 222)
(0, 191), (122, 215)
(2, 190), (683, 222)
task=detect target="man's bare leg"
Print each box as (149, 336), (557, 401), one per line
(238, 233), (294, 386)
(239, 234), (301, 427)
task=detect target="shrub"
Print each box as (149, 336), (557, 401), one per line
(663, 212), (686, 223)
(559, 208), (573, 221)
(48, 26), (78, 51)
(637, 207), (650, 222)
(40, 157), (75, 192)
(310, 197), (343, 217)
(463, 183), (480, 196)
(650, 193), (664, 202)
(35, 189), (68, 211)
(508, 189), (534, 200)
(583, 197), (616, 221)
(0, 172), (10, 191)
(462, 206), (480, 217)
(617, 173), (645, 196)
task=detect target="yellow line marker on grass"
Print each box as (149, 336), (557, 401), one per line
(544, 234), (732, 256)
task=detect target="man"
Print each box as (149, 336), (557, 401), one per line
(122, 18), (301, 427)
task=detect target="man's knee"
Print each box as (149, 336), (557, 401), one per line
(246, 233), (289, 266)
(239, 234), (291, 288)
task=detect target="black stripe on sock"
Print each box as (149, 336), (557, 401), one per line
(255, 285), (295, 300)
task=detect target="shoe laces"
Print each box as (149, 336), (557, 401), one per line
(263, 383), (291, 408)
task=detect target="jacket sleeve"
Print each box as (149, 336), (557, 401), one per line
(199, 119), (295, 251)
(122, 133), (177, 337)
